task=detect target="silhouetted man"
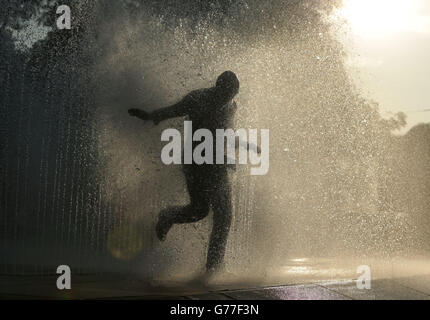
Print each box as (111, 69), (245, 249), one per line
(129, 71), (254, 277)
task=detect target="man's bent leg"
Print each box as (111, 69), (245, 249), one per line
(156, 201), (210, 241)
(156, 166), (211, 241)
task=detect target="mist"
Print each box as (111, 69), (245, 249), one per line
(1, 0), (429, 285)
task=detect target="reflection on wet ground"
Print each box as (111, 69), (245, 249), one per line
(2, 257), (430, 300)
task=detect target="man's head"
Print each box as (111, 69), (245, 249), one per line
(215, 71), (239, 100)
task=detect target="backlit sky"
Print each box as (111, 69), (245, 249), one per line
(334, 0), (430, 132)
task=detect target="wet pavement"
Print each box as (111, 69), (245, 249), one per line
(1, 274), (430, 300)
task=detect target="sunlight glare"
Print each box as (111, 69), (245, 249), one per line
(338, 0), (430, 38)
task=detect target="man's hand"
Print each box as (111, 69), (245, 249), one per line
(247, 143), (261, 154)
(128, 108), (150, 120)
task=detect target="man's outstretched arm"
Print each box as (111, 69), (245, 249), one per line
(128, 94), (194, 125)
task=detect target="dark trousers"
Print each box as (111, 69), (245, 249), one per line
(160, 164), (232, 271)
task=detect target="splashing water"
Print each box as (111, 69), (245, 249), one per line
(1, 0), (429, 285)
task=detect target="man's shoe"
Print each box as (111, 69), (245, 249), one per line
(155, 212), (172, 241)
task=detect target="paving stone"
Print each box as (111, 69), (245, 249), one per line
(187, 293), (234, 300)
(223, 285), (350, 300)
(321, 279), (430, 300)
(394, 274), (430, 296)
